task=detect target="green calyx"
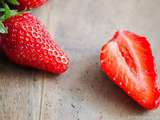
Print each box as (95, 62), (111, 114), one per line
(0, 0), (20, 33)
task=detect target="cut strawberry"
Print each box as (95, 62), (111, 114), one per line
(100, 30), (160, 109)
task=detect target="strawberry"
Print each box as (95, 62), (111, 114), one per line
(17, 0), (48, 10)
(100, 30), (160, 109)
(5, 0), (47, 10)
(1, 13), (69, 73)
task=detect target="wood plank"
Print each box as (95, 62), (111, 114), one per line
(0, 56), (43, 120)
(40, 0), (160, 120)
(0, 5), (49, 120)
(1, 0), (160, 120)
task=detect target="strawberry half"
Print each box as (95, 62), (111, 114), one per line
(100, 30), (160, 109)
(1, 13), (69, 74)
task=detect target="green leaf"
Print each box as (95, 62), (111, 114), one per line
(3, 4), (18, 20)
(7, 0), (19, 5)
(0, 8), (5, 12)
(0, 15), (6, 21)
(0, 2), (19, 34)
(0, 21), (7, 33)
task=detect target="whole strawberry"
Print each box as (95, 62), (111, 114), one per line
(5, 0), (47, 10)
(1, 13), (69, 73)
(17, 0), (48, 10)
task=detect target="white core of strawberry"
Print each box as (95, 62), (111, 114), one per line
(104, 41), (136, 86)
(119, 31), (146, 86)
(102, 40), (148, 97)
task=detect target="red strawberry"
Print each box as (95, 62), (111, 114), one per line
(100, 30), (160, 109)
(1, 13), (69, 73)
(17, 0), (47, 10)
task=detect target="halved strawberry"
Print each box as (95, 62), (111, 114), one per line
(100, 30), (160, 109)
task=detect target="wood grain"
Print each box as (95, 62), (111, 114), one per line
(1, 0), (160, 120)
(40, 0), (160, 120)
(0, 57), (43, 120)
(0, 4), (49, 120)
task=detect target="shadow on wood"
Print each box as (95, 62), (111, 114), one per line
(75, 53), (147, 116)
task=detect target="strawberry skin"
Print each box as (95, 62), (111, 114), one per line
(100, 31), (160, 109)
(1, 13), (69, 74)
(18, 0), (47, 9)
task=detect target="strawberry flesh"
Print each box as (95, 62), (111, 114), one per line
(100, 31), (160, 109)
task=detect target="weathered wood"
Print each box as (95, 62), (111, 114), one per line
(0, 57), (43, 120)
(1, 0), (160, 120)
(0, 5), (49, 120)
(40, 0), (160, 120)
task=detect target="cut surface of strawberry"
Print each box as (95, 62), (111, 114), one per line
(100, 30), (160, 109)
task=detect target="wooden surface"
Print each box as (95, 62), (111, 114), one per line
(1, 0), (160, 120)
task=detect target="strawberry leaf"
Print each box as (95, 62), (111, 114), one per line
(0, 8), (5, 12)
(0, 3), (19, 34)
(0, 21), (7, 33)
(1, 3), (18, 20)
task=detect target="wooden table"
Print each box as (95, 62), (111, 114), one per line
(1, 0), (160, 120)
